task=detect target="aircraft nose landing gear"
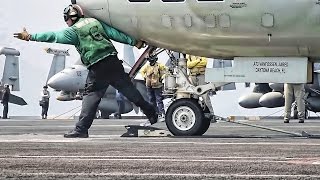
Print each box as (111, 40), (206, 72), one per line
(128, 46), (217, 136)
(166, 98), (211, 136)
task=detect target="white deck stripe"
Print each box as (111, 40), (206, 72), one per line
(1, 135), (320, 145)
(2, 155), (320, 165)
(3, 155), (318, 159)
(0, 125), (126, 128)
(6, 172), (320, 178)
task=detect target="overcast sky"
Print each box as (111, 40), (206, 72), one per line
(0, 0), (288, 117)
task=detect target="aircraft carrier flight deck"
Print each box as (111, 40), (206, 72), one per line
(0, 116), (320, 179)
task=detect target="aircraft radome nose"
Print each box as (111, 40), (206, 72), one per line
(47, 73), (69, 90)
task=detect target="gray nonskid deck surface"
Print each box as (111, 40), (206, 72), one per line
(0, 117), (320, 179)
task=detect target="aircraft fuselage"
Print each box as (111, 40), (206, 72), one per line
(73, 0), (320, 59)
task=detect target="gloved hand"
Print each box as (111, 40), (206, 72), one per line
(13, 28), (31, 41)
(135, 40), (145, 49)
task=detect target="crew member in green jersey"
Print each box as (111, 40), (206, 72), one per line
(14, 4), (158, 138)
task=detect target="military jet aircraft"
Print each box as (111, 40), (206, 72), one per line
(69, 0), (320, 136)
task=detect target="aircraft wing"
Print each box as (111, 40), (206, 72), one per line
(0, 89), (27, 105)
(8, 94), (27, 105)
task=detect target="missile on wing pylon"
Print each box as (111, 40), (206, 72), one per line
(238, 93), (263, 108)
(239, 83), (273, 108)
(259, 92), (285, 108)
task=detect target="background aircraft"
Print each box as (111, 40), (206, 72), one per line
(47, 45), (148, 118)
(0, 47), (27, 106)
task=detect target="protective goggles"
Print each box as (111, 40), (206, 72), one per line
(63, 15), (68, 22)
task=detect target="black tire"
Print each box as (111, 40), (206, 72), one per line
(195, 118), (211, 135)
(194, 104), (211, 135)
(165, 98), (206, 136)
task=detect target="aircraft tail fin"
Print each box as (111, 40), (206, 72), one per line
(0, 47), (20, 91)
(45, 48), (69, 84)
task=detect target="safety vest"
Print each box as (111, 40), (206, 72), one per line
(42, 90), (50, 102)
(72, 18), (117, 67)
(145, 64), (163, 88)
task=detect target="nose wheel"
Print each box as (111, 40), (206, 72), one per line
(165, 98), (211, 136)
(171, 106), (196, 131)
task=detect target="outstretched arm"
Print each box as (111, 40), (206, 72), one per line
(14, 28), (79, 45)
(100, 21), (144, 49)
(100, 22), (136, 46)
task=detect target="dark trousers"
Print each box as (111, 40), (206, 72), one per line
(41, 101), (49, 118)
(2, 102), (8, 118)
(147, 87), (165, 115)
(75, 56), (154, 133)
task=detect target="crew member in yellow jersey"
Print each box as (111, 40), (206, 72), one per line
(186, 54), (213, 113)
(140, 56), (167, 126)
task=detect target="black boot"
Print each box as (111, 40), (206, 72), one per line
(135, 100), (158, 125)
(144, 106), (158, 124)
(64, 130), (89, 138)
